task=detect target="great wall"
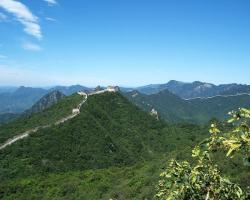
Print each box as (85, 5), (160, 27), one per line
(0, 86), (119, 151)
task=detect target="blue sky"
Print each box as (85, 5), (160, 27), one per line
(0, 0), (250, 87)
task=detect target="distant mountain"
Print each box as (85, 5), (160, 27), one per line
(26, 91), (66, 114)
(1, 81), (249, 116)
(124, 89), (194, 122)
(0, 86), (48, 114)
(135, 80), (250, 99)
(124, 89), (250, 124)
(165, 80), (250, 99)
(0, 85), (90, 114)
(0, 113), (20, 125)
(0, 86), (18, 94)
(49, 85), (90, 95)
(136, 84), (164, 94)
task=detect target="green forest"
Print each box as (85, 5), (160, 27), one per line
(0, 93), (249, 199)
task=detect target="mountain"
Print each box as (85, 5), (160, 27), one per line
(0, 85), (90, 115)
(165, 80), (250, 99)
(0, 91), (248, 199)
(26, 90), (66, 114)
(0, 86), (18, 94)
(0, 86), (48, 114)
(49, 85), (90, 95)
(136, 84), (164, 94)
(0, 113), (20, 125)
(135, 80), (250, 99)
(0, 92), (173, 175)
(0, 92), (208, 199)
(0, 93), (83, 144)
(124, 90), (194, 122)
(124, 89), (250, 124)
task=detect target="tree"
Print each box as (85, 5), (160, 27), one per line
(155, 108), (250, 200)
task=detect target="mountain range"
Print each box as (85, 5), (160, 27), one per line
(135, 80), (250, 98)
(124, 89), (250, 124)
(0, 81), (250, 125)
(0, 90), (248, 199)
(0, 85), (90, 114)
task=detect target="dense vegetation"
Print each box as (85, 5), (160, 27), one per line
(0, 92), (248, 199)
(0, 92), (209, 199)
(124, 90), (250, 124)
(156, 108), (250, 199)
(0, 113), (20, 125)
(0, 94), (82, 144)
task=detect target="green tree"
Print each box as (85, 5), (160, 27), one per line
(155, 108), (250, 200)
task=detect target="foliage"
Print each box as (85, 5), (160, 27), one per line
(0, 160), (164, 200)
(0, 93), (206, 181)
(0, 93), (249, 199)
(0, 94), (82, 144)
(208, 108), (250, 158)
(155, 108), (250, 200)
(124, 90), (250, 124)
(0, 113), (20, 125)
(0, 92), (208, 199)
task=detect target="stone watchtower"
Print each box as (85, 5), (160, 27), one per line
(107, 86), (120, 92)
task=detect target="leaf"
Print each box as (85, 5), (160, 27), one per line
(227, 118), (235, 123)
(226, 143), (241, 157)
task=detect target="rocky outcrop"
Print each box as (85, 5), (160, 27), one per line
(27, 91), (66, 114)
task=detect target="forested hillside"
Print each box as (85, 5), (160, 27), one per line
(0, 92), (208, 199)
(124, 90), (250, 124)
(0, 92), (248, 199)
(0, 94), (82, 144)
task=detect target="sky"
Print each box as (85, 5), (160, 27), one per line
(0, 0), (250, 87)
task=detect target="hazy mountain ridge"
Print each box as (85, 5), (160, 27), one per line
(135, 80), (250, 99)
(124, 89), (250, 124)
(49, 85), (90, 95)
(0, 80), (249, 117)
(26, 91), (66, 114)
(0, 85), (90, 114)
(0, 86), (48, 114)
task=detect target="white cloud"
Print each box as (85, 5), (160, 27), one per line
(0, 12), (7, 21)
(0, 0), (42, 39)
(22, 42), (42, 51)
(46, 17), (57, 22)
(43, 0), (58, 6)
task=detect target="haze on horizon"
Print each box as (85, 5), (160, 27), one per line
(0, 0), (250, 87)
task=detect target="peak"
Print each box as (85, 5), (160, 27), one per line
(27, 90), (66, 114)
(167, 80), (185, 85)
